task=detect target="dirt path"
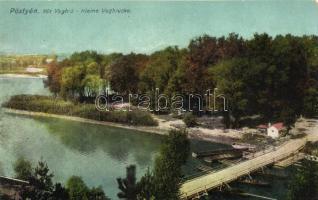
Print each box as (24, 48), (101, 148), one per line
(4, 108), (242, 144)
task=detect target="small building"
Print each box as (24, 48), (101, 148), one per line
(257, 122), (286, 139)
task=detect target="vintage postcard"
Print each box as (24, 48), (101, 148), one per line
(0, 0), (318, 200)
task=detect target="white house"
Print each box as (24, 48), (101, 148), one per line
(257, 122), (285, 139)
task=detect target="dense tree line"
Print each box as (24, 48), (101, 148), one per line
(0, 55), (50, 69)
(46, 33), (318, 128)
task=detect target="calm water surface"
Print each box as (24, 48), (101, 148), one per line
(0, 77), (229, 199)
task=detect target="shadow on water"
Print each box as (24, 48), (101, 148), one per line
(27, 116), (164, 167)
(0, 77), (234, 199)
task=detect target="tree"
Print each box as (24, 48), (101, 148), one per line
(219, 33), (246, 59)
(66, 176), (109, 200)
(139, 47), (185, 94)
(60, 65), (85, 99)
(117, 165), (138, 200)
(50, 183), (69, 200)
(13, 157), (33, 181)
(280, 105), (297, 133)
(247, 33), (273, 63)
(89, 186), (110, 200)
(303, 86), (318, 117)
(136, 169), (155, 200)
(69, 51), (102, 65)
(16, 159), (64, 200)
(66, 176), (90, 200)
(82, 75), (104, 98)
(129, 129), (190, 200)
(32, 160), (54, 191)
(45, 61), (62, 96)
(211, 58), (250, 128)
(185, 35), (218, 93)
(110, 53), (148, 94)
(287, 161), (318, 200)
(152, 129), (190, 199)
(271, 35), (308, 119)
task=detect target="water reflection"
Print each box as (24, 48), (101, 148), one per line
(35, 117), (162, 166)
(0, 77), (231, 199)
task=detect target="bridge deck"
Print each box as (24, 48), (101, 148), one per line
(180, 138), (306, 199)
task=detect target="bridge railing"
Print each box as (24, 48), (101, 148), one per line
(182, 143), (282, 184)
(180, 140), (305, 199)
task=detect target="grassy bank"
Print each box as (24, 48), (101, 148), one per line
(3, 95), (158, 126)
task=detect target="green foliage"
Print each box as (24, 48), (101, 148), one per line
(89, 186), (110, 200)
(45, 61), (62, 96)
(117, 165), (138, 200)
(13, 158), (109, 200)
(51, 183), (69, 200)
(304, 142), (318, 157)
(14, 159), (68, 200)
(303, 87), (318, 118)
(110, 53), (148, 94)
(4, 95), (158, 126)
(211, 58), (250, 128)
(126, 110), (158, 126)
(183, 113), (197, 127)
(139, 47), (185, 95)
(136, 169), (155, 200)
(0, 55), (48, 69)
(13, 157), (33, 181)
(32, 160), (54, 191)
(135, 129), (190, 200)
(152, 129), (190, 199)
(280, 106), (297, 132)
(67, 176), (90, 200)
(286, 161), (318, 200)
(60, 65), (85, 99)
(41, 33), (318, 128)
(67, 176), (110, 200)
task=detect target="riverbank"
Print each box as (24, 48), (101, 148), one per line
(4, 108), (241, 144)
(0, 73), (47, 79)
(4, 108), (169, 135)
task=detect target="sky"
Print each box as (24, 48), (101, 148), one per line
(0, 0), (318, 55)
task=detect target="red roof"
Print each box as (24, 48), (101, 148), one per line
(271, 122), (285, 131)
(257, 122), (285, 130)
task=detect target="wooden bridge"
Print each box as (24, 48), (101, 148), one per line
(0, 176), (29, 199)
(180, 138), (307, 199)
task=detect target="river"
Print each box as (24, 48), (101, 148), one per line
(0, 77), (231, 199)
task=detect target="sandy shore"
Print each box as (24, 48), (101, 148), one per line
(152, 115), (241, 144)
(4, 108), (169, 135)
(0, 74), (47, 79)
(4, 108), (240, 144)
(293, 118), (318, 141)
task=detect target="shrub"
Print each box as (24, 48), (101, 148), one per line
(13, 157), (33, 181)
(127, 110), (158, 126)
(183, 113), (197, 127)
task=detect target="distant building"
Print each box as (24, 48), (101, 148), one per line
(257, 122), (286, 139)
